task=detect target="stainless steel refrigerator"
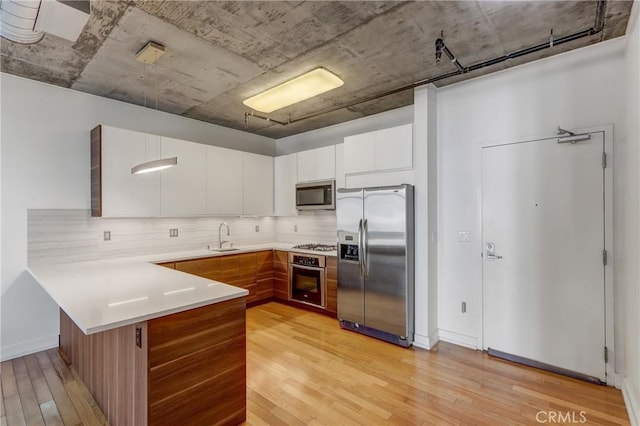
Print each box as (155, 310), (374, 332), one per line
(336, 184), (414, 347)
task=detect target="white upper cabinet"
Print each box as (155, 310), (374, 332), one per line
(160, 137), (206, 217)
(375, 124), (413, 171)
(296, 149), (316, 182)
(344, 131), (375, 174)
(274, 153), (298, 216)
(296, 145), (336, 182)
(243, 152), (274, 216)
(344, 124), (413, 174)
(93, 125), (276, 218)
(314, 145), (336, 180)
(99, 125), (161, 217)
(334, 143), (345, 189)
(206, 146), (244, 215)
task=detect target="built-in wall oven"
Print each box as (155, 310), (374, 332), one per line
(288, 252), (326, 308)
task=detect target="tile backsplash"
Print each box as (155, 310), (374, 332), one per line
(276, 211), (337, 245)
(27, 209), (337, 264)
(27, 210), (276, 265)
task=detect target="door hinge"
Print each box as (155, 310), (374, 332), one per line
(603, 249), (608, 266)
(604, 346), (609, 363)
(602, 152), (607, 168)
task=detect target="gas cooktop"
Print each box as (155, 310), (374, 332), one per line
(292, 243), (337, 252)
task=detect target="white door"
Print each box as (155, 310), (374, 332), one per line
(482, 132), (606, 383)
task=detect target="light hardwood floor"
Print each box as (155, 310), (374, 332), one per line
(1, 302), (630, 425)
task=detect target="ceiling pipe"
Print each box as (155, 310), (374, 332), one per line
(245, 0), (607, 128)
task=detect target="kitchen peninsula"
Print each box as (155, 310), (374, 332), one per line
(28, 258), (249, 426)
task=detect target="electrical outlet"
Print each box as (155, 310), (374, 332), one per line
(169, 228), (179, 238)
(294, 224), (298, 232)
(103, 231), (111, 241)
(255, 225), (260, 232)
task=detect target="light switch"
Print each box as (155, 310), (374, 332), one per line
(458, 231), (471, 242)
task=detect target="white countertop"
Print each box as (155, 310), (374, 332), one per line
(28, 242), (336, 335)
(144, 242), (337, 263)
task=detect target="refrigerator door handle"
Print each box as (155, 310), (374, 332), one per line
(358, 219), (364, 277)
(363, 218), (369, 278)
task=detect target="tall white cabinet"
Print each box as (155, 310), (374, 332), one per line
(274, 153), (298, 216)
(160, 137), (207, 217)
(206, 146), (244, 215)
(297, 145), (336, 182)
(243, 153), (274, 215)
(94, 125), (162, 217)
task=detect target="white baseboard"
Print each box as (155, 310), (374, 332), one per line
(621, 376), (640, 426)
(414, 329), (440, 350)
(1, 335), (58, 361)
(438, 329), (479, 350)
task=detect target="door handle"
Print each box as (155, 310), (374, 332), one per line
(363, 219), (369, 278)
(358, 219), (364, 277)
(486, 243), (503, 260)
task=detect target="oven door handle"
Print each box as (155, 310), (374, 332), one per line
(290, 264), (324, 272)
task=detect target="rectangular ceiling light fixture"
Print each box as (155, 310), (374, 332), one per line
(243, 68), (344, 113)
(136, 41), (166, 64)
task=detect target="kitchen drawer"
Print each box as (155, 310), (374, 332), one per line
(175, 257), (221, 281)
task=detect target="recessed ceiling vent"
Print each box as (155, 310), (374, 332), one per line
(0, 0), (90, 44)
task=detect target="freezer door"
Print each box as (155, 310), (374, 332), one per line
(336, 188), (364, 324)
(363, 185), (413, 337)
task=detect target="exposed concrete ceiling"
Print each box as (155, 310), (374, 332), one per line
(1, 1), (633, 139)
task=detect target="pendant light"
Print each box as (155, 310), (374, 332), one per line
(130, 41), (177, 175)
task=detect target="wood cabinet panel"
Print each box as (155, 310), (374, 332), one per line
(326, 257), (337, 315)
(59, 310), (148, 426)
(156, 262), (175, 269)
(236, 253), (257, 287)
(273, 250), (289, 301)
(171, 251), (277, 304)
(256, 250), (273, 280)
(257, 278), (274, 300)
(174, 257), (221, 281)
(147, 297), (246, 426)
(256, 251), (274, 301)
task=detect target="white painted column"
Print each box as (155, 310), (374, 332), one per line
(413, 84), (438, 349)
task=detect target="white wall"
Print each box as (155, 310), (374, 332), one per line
(436, 37), (627, 353)
(622, 2), (640, 423)
(0, 73), (275, 360)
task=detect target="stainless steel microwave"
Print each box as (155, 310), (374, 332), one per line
(295, 180), (335, 210)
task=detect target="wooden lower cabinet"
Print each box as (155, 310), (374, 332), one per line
(273, 250), (289, 301)
(59, 297), (247, 426)
(169, 250), (336, 314)
(173, 251), (279, 305)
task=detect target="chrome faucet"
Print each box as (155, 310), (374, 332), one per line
(218, 222), (230, 249)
